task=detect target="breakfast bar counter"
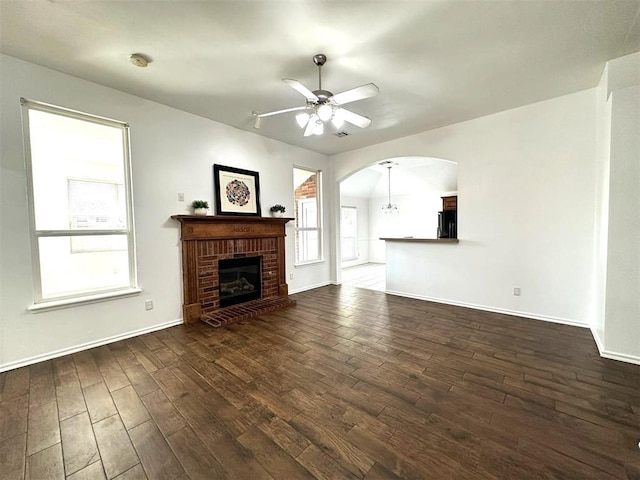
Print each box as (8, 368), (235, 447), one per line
(380, 237), (459, 243)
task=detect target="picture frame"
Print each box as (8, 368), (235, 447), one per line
(213, 164), (262, 216)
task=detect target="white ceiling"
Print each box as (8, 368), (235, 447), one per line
(1, 1), (639, 156)
(340, 157), (458, 198)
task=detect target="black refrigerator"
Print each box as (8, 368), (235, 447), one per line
(438, 210), (457, 239)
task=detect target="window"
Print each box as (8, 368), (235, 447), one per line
(341, 206), (358, 261)
(21, 99), (137, 306)
(293, 167), (322, 264)
(68, 179), (126, 253)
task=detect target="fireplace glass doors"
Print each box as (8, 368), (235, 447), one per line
(218, 256), (261, 308)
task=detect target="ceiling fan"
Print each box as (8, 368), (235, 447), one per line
(252, 54), (379, 136)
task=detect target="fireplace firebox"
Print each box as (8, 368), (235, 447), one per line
(219, 256), (261, 308)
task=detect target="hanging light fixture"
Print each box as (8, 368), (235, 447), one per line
(381, 161), (399, 214)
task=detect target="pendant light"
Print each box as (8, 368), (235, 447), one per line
(381, 161), (399, 214)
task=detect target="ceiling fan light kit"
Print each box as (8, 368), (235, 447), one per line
(295, 112), (310, 128)
(332, 108), (345, 128)
(253, 54), (379, 136)
(317, 104), (333, 121)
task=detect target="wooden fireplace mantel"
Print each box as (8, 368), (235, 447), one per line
(171, 215), (295, 325)
(171, 215), (294, 240)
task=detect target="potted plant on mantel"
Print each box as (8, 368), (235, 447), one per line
(191, 200), (209, 215)
(269, 204), (286, 217)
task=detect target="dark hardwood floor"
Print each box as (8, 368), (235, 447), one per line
(1, 285), (639, 479)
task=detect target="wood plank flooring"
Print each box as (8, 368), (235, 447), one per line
(1, 285), (639, 479)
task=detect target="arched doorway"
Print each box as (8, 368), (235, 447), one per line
(337, 156), (458, 290)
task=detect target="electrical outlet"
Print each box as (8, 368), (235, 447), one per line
(289, 273), (294, 280)
(513, 287), (521, 296)
(177, 192), (184, 202)
(145, 300), (154, 310)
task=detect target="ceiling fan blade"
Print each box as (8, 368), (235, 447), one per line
(340, 108), (372, 128)
(253, 106), (308, 129)
(330, 83), (379, 106)
(255, 106), (308, 118)
(283, 78), (319, 102)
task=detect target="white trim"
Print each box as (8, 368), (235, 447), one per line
(20, 97), (128, 126)
(21, 98), (42, 300)
(590, 327), (640, 365)
(289, 281), (331, 295)
(0, 318), (183, 373)
(598, 351), (640, 366)
(385, 289), (589, 328)
(294, 259), (325, 268)
(591, 326), (605, 353)
(35, 229), (129, 237)
(294, 166), (323, 264)
(28, 287), (142, 313)
(20, 98), (137, 304)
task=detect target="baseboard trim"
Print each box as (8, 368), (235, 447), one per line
(289, 281), (332, 295)
(598, 350), (640, 366)
(0, 318), (184, 373)
(590, 327), (605, 353)
(590, 327), (640, 365)
(385, 289), (589, 328)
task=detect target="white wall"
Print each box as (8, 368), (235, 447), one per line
(368, 191), (445, 263)
(0, 54), (330, 370)
(599, 52), (640, 362)
(332, 88), (598, 327)
(339, 195), (370, 268)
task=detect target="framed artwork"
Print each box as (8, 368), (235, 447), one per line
(213, 164), (261, 216)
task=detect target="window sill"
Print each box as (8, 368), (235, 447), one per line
(28, 287), (142, 313)
(294, 259), (325, 268)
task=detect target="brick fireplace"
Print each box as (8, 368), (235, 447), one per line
(171, 215), (295, 327)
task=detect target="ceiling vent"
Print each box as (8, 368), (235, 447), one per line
(334, 131), (350, 137)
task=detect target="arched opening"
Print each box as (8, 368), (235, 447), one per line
(337, 156), (458, 290)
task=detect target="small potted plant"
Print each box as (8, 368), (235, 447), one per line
(191, 200), (209, 215)
(269, 204), (286, 217)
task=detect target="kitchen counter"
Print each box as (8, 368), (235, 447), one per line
(380, 237), (459, 243)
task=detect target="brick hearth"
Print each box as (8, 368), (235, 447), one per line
(171, 215), (295, 326)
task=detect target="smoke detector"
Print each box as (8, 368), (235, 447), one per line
(129, 53), (149, 68)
